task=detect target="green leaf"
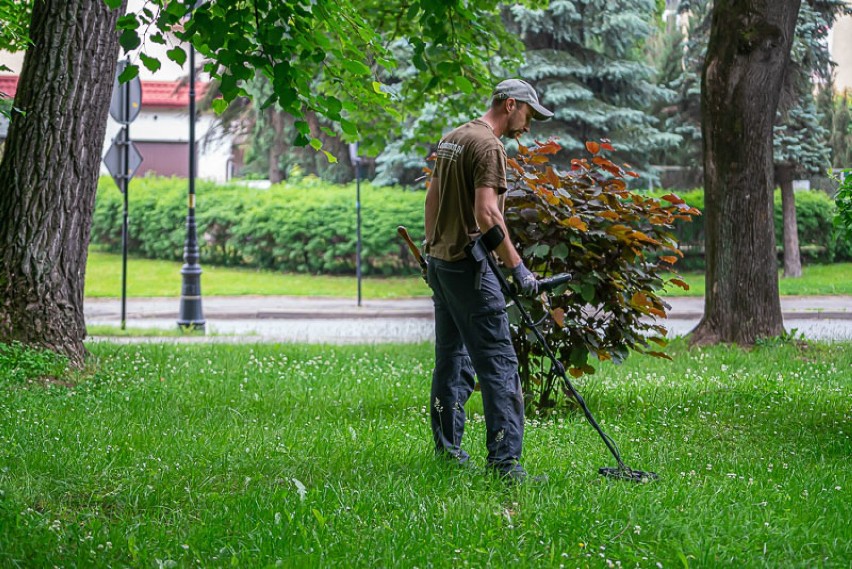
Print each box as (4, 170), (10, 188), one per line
(371, 81), (385, 94)
(117, 63), (139, 84)
(341, 59), (371, 75)
(580, 282), (595, 303)
(294, 121), (310, 136)
(323, 150), (338, 164)
(455, 76), (474, 94)
(103, 0), (123, 9)
(119, 29), (141, 52)
(166, 47), (187, 67)
(211, 98), (228, 114)
(116, 14), (139, 30)
(139, 53), (161, 73)
(339, 118), (358, 137)
(309, 137), (323, 151)
(165, 2), (187, 18)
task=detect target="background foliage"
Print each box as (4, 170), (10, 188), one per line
(652, 187), (852, 268)
(91, 176), (849, 277)
(91, 176), (424, 275)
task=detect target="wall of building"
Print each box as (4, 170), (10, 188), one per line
(832, 11), (852, 92)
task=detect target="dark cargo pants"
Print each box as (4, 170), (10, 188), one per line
(427, 255), (525, 469)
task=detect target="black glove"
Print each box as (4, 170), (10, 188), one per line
(511, 261), (539, 296)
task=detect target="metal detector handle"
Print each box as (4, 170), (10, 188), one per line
(397, 226), (427, 271)
(538, 273), (572, 293)
(507, 272), (572, 296)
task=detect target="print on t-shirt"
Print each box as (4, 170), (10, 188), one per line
(436, 140), (465, 162)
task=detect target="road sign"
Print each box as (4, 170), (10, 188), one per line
(103, 130), (143, 192)
(110, 60), (142, 124)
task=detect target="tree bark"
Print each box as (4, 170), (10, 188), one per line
(776, 164), (802, 278)
(0, 0), (127, 367)
(690, 0), (800, 346)
(268, 107), (286, 183)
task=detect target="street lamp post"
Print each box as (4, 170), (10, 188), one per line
(177, 28), (205, 332)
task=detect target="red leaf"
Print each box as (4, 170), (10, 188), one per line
(550, 307), (565, 328)
(507, 157), (524, 173)
(646, 351), (673, 360)
(661, 193), (685, 205)
(536, 140), (562, 155)
(545, 167), (560, 187)
(585, 141), (600, 155)
(648, 307), (667, 318)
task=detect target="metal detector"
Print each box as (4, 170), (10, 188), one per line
(482, 251), (658, 483)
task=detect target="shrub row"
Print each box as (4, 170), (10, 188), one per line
(91, 177), (850, 275)
(91, 176), (425, 275)
(646, 188), (852, 269)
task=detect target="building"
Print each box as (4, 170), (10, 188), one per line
(830, 6), (852, 92)
(0, 0), (236, 183)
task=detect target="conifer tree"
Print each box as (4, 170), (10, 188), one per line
(507, 0), (680, 184)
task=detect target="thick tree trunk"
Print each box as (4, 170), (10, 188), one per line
(0, 0), (127, 367)
(268, 107), (286, 183)
(776, 164), (802, 278)
(690, 0), (800, 346)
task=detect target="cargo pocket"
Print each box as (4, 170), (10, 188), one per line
(470, 307), (513, 357)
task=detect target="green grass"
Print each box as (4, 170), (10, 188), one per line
(1, 340), (850, 567)
(84, 251), (429, 298)
(84, 325), (256, 338)
(664, 262), (852, 297)
(86, 251), (852, 299)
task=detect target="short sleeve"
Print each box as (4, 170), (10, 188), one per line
(473, 146), (508, 194)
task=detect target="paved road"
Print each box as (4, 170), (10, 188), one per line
(85, 295), (852, 343)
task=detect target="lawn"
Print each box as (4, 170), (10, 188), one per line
(84, 251), (429, 298)
(85, 251), (852, 298)
(1, 340), (850, 567)
(665, 262), (852, 297)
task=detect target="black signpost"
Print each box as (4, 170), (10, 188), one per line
(348, 143), (363, 307)
(103, 59), (143, 330)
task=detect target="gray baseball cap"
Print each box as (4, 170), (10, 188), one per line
(491, 79), (553, 120)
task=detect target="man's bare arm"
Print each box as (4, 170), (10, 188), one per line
(424, 177), (439, 244)
(474, 185), (522, 268)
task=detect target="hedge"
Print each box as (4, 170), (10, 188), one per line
(646, 188), (852, 269)
(91, 176), (425, 275)
(91, 177), (851, 275)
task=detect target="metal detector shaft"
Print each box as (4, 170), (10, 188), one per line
(484, 254), (628, 471)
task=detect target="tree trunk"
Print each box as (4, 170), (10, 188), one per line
(690, 0), (800, 346)
(0, 0), (127, 367)
(776, 164), (802, 278)
(268, 107), (286, 183)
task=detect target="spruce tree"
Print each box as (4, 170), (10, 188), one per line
(508, 0), (680, 184)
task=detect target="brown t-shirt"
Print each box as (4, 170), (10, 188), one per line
(426, 119), (508, 262)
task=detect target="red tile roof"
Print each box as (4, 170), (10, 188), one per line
(0, 75), (209, 109)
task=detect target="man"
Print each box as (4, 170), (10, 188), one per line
(423, 79), (553, 482)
